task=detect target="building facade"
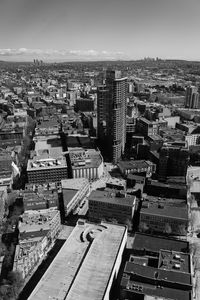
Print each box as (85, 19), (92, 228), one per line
(97, 70), (127, 163)
(88, 190), (136, 225)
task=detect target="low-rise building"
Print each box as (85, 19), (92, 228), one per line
(27, 156), (68, 184)
(69, 148), (104, 180)
(127, 174), (146, 192)
(19, 208), (61, 242)
(23, 189), (59, 211)
(88, 190), (136, 225)
(145, 179), (187, 199)
(118, 160), (156, 177)
(106, 177), (126, 190)
(120, 233), (192, 300)
(15, 208), (61, 279)
(139, 201), (188, 235)
(13, 235), (49, 279)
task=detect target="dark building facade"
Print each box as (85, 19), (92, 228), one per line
(158, 144), (189, 180)
(97, 70), (127, 163)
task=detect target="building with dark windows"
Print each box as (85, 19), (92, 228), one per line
(185, 85), (199, 108)
(27, 156), (68, 184)
(118, 160), (156, 178)
(88, 189), (136, 225)
(97, 70), (127, 163)
(139, 201), (188, 235)
(158, 143), (189, 180)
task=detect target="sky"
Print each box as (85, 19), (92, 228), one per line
(0, 0), (200, 62)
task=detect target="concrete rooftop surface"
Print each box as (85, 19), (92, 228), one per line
(28, 220), (126, 300)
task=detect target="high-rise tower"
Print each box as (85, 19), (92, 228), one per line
(97, 70), (127, 163)
(185, 86), (199, 108)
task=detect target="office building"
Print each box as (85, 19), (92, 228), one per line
(75, 98), (94, 112)
(97, 70), (127, 163)
(27, 156), (68, 184)
(145, 179), (187, 199)
(28, 220), (127, 300)
(158, 144), (189, 180)
(137, 117), (168, 137)
(69, 148), (104, 180)
(118, 160), (156, 177)
(88, 190), (136, 225)
(139, 201), (188, 235)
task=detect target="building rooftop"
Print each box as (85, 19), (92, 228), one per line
(158, 250), (190, 274)
(23, 189), (58, 204)
(19, 209), (59, 238)
(106, 177), (126, 187)
(88, 190), (135, 207)
(133, 233), (189, 254)
(61, 178), (89, 191)
(27, 156), (67, 171)
(118, 160), (154, 171)
(62, 189), (78, 206)
(69, 148), (103, 169)
(121, 277), (191, 300)
(124, 261), (191, 285)
(140, 201), (188, 220)
(147, 179), (186, 189)
(28, 220), (127, 300)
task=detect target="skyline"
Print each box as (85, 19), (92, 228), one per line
(1, 0), (200, 62)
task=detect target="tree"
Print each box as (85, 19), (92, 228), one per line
(139, 222), (149, 232)
(0, 271), (24, 300)
(178, 224), (187, 236)
(164, 223), (172, 235)
(125, 218), (133, 232)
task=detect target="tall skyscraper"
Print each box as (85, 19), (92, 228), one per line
(97, 70), (127, 163)
(185, 86), (199, 108)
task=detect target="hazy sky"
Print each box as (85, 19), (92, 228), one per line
(0, 0), (200, 61)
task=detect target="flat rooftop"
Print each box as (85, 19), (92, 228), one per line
(140, 202), (188, 220)
(88, 190), (135, 207)
(61, 178), (89, 191)
(125, 261), (191, 285)
(121, 277), (191, 300)
(147, 179), (186, 189)
(28, 220), (127, 300)
(158, 250), (190, 274)
(62, 189), (78, 206)
(27, 156), (67, 171)
(133, 233), (189, 254)
(118, 160), (153, 171)
(69, 148), (103, 169)
(23, 190), (58, 202)
(106, 177), (126, 186)
(19, 209), (59, 235)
